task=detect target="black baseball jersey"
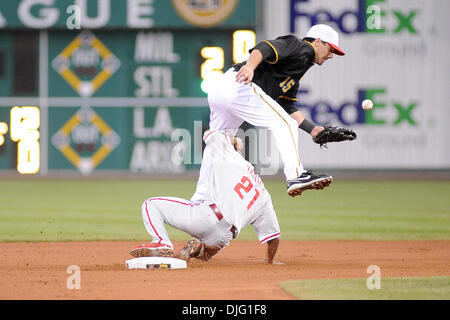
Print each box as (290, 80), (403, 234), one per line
(233, 35), (316, 114)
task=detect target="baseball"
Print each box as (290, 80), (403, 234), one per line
(362, 99), (373, 110)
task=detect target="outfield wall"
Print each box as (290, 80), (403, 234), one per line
(0, 0), (448, 177)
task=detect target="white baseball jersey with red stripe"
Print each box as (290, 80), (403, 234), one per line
(140, 131), (280, 251)
(203, 130), (280, 243)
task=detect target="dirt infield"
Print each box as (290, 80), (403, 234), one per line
(1, 240), (449, 300)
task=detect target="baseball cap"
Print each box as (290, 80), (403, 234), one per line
(306, 24), (345, 56)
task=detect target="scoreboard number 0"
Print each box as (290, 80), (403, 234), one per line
(232, 30), (256, 64)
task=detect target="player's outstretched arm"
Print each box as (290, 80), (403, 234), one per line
(289, 110), (324, 138)
(290, 111), (357, 146)
(264, 238), (284, 265)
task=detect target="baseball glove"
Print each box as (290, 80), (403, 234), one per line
(313, 126), (357, 148)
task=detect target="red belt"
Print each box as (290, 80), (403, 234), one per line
(209, 203), (223, 220)
(209, 203), (237, 238)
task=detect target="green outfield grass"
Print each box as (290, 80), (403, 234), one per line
(0, 179), (449, 241)
(280, 276), (450, 300)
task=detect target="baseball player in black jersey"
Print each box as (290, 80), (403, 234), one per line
(193, 24), (354, 199)
(234, 24), (344, 125)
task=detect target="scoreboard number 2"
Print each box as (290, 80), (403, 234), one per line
(200, 46), (224, 94)
(10, 106), (40, 174)
(200, 30), (255, 93)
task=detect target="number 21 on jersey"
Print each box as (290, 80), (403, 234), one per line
(234, 176), (260, 210)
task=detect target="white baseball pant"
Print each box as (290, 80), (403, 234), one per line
(141, 197), (234, 250)
(208, 68), (304, 180)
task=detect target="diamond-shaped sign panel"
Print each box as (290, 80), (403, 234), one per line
(51, 107), (120, 175)
(52, 31), (120, 97)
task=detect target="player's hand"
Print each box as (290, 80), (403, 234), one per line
(236, 65), (254, 84)
(232, 136), (244, 153)
(311, 125), (325, 139)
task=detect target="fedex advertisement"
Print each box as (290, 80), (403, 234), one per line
(261, 0), (449, 169)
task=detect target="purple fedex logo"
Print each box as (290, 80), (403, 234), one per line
(290, 0), (418, 34)
(295, 88), (418, 126)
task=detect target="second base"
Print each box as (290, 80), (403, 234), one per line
(125, 257), (187, 269)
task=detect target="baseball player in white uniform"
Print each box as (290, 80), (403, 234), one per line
(130, 130), (281, 263)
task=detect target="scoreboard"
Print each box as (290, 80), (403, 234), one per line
(0, 0), (257, 175)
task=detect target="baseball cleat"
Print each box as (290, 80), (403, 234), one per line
(286, 170), (333, 197)
(129, 243), (174, 258)
(174, 237), (203, 261)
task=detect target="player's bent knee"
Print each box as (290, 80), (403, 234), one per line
(208, 90), (229, 109)
(141, 198), (158, 219)
(207, 78), (234, 107)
